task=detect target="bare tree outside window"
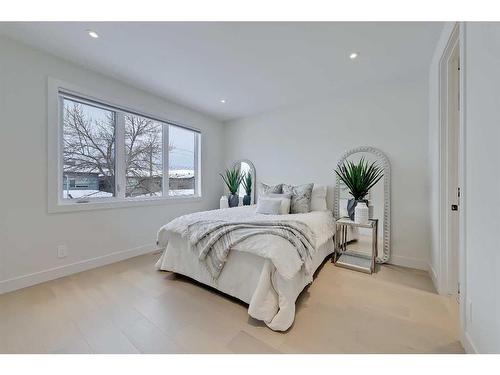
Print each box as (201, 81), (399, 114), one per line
(125, 114), (168, 197)
(62, 99), (115, 199)
(61, 95), (197, 201)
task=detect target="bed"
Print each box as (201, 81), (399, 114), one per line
(155, 204), (336, 331)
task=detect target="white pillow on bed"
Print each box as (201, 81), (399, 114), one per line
(264, 193), (291, 214)
(256, 198), (282, 215)
(339, 198), (349, 217)
(310, 185), (327, 211)
(257, 194), (291, 215)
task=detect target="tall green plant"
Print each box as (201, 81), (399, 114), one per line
(334, 157), (384, 201)
(241, 172), (252, 196)
(220, 167), (244, 195)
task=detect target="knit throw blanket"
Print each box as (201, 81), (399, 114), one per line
(185, 220), (316, 280)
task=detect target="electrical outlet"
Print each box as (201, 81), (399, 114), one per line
(57, 244), (68, 258)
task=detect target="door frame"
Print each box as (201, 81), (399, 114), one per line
(438, 22), (467, 338)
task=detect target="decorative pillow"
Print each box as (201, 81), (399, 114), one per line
(256, 198), (282, 215)
(282, 183), (314, 214)
(339, 198), (349, 218)
(311, 185), (328, 211)
(258, 182), (283, 196)
(264, 193), (292, 214)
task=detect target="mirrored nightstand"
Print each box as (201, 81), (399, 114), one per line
(333, 217), (378, 274)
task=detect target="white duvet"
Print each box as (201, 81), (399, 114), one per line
(155, 206), (335, 331)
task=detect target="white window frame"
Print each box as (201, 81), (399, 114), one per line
(48, 78), (201, 213)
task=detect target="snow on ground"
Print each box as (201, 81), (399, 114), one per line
(169, 169), (194, 178)
(169, 189), (195, 196)
(63, 189), (195, 199)
(63, 190), (113, 199)
(127, 189), (194, 198)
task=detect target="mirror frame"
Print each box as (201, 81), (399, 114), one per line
(333, 146), (391, 263)
(232, 159), (256, 204)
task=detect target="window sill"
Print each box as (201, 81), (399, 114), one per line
(48, 195), (203, 214)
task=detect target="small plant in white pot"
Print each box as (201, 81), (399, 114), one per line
(334, 157), (384, 221)
(220, 167), (244, 208)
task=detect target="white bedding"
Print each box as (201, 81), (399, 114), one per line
(155, 206), (335, 331)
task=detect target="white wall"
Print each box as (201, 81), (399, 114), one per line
(0, 35), (225, 292)
(461, 22), (500, 353)
(224, 76), (431, 270)
(427, 22), (500, 353)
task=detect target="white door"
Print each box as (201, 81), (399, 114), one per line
(447, 43), (460, 297)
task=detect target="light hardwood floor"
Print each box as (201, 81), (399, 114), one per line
(0, 252), (464, 354)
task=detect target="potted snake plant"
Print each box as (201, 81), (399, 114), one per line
(241, 172), (252, 206)
(334, 157), (384, 220)
(220, 167), (244, 207)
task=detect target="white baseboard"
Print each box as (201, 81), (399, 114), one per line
(463, 331), (478, 354)
(428, 263), (442, 294)
(0, 243), (158, 295)
(388, 254), (429, 271)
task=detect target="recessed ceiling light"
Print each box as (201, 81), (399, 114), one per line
(349, 52), (358, 60)
(87, 30), (99, 39)
(220, 99), (226, 104)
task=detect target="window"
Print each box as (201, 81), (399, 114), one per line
(62, 98), (116, 200)
(169, 125), (196, 196)
(125, 113), (163, 198)
(51, 83), (201, 211)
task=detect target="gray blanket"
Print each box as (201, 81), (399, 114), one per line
(185, 220), (316, 280)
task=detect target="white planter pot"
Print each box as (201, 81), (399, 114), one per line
(354, 201), (370, 224)
(220, 195), (229, 209)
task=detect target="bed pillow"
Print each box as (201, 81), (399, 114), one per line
(282, 183), (314, 214)
(258, 182), (283, 196)
(256, 198), (282, 215)
(339, 198), (349, 218)
(263, 193), (292, 214)
(310, 185), (328, 211)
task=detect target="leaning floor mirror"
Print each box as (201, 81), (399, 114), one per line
(233, 159), (256, 205)
(333, 146), (391, 264)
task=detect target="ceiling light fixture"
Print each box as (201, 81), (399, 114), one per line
(349, 52), (358, 60)
(220, 99), (226, 104)
(87, 30), (99, 39)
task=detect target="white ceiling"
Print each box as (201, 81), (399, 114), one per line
(0, 22), (443, 122)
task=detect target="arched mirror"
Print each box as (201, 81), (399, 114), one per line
(232, 159), (256, 205)
(334, 146), (391, 263)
